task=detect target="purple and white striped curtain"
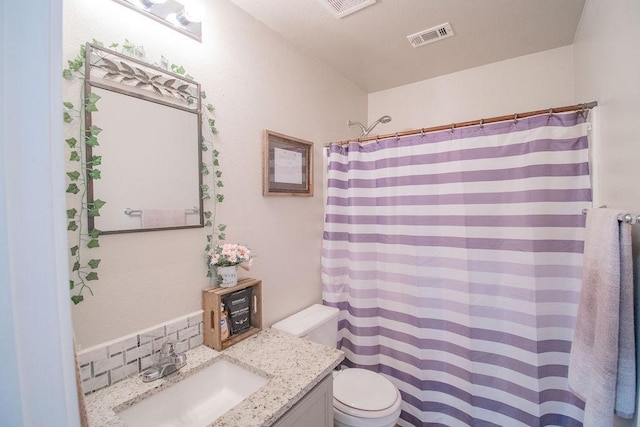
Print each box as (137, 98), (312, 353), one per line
(322, 112), (591, 426)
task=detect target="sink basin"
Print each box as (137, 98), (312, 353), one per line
(118, 358), (269, 427)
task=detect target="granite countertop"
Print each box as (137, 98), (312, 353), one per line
(84, 328), (344, 426)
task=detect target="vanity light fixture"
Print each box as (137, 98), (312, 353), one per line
(112, 0), (202, 42)
(139, 0), (168, 8)
(176, 1), (203, 25)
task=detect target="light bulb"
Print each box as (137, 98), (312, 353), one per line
(179, 0), (203, 24)
(139, 0), (168, 7)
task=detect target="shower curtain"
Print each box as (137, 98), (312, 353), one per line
(322, 111), (591, 426)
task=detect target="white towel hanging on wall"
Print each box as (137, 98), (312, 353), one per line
(568, 208), (636, 424)
(141, 208), (186, 228)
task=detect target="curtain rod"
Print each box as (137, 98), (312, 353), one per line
(326, 101), (598, 147)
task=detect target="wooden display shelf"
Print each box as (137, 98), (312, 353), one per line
(202, 278), (262, 351)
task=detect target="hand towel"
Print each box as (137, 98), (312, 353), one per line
(141, 208), (186, 228)
(614, 219), (635, 418)
(568, 208), (636, 425)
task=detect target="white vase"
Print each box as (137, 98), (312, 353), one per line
(217, 265), (238, 287)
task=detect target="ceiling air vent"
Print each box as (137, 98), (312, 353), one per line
(318, 0), (376, 18)
(407, 23), (454, 48)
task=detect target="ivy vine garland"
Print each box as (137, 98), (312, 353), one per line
(63, 40), (224, 304)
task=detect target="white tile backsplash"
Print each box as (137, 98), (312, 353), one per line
(188, 313), (203, 326)
(189, 334), (203, 349)
(77, 310), (203, 394)
(93, 353), (124, 375)
(83, 373), (109, 394)
(177, 325), (198, 341)
(107, 336), (137, 356)
(139, 327), (166, 344)
(165, 317), (189, 335)
(125, 342), (152, 364)
(78, 346), (107, 367)
(175, 340), (189, 355)
(110, 361), (139, 384)
(80, 364), (91, 381)
(140, 354), (155, 371)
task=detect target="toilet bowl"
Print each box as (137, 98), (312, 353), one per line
(271, 304), (402, 427)
(332, 368), (402, 427)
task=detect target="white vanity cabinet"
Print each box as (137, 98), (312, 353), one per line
(273, 374), (333, 427)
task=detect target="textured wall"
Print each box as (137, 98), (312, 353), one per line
(65, 0), (367, 348)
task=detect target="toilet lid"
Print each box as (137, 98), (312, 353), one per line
(333, 369), (398, 411)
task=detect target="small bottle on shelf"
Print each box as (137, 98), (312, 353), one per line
(220, 304), (230, 341)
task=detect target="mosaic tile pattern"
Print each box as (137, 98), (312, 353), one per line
(77, 310), (204, 394)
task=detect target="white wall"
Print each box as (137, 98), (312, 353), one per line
(66, 0), (367, 348)
(573, 1), (640, 426)
(368, 45), (576, 132)
(574, 0), (640, 215)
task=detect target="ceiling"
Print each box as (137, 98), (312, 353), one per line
(227, 0), (586, 93)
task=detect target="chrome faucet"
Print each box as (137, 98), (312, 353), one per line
(141, 341), (187, 382)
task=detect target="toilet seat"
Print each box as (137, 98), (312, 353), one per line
(333, 368), (401, 418)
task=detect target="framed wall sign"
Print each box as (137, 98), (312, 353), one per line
(263, 130), (314, 196)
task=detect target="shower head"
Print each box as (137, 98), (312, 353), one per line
(348, 115), (393, 137)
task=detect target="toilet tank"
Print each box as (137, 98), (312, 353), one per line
(271, 304), (339, 349)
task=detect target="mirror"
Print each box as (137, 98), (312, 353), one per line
(85, 44), (203, 234)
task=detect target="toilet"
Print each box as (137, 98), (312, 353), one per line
(272, 304), (402, 427)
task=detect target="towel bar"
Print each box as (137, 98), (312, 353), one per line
(581, 208), (639, 224)
(124, 207), (200, 216)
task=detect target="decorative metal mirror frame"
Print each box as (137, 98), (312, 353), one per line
(84, 43), (204, 234)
